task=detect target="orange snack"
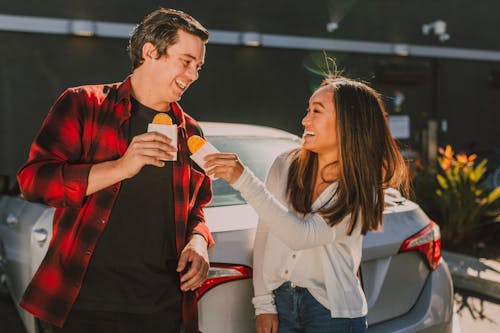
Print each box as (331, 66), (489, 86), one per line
(187, 135), (206, 154)
(152, 113), (173, 125)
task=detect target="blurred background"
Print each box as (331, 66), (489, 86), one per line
(0, 0), (499, 183)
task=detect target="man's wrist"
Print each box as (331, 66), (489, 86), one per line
(191, 231), (208, 245)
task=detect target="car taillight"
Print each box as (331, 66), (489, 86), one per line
(196, 263), (252, 299)
(399, 221), (441, 271)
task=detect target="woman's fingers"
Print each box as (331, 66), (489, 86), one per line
(203, 153), (244, 184)
(203, 153), (239, 168)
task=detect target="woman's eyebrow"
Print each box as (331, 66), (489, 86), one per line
(310, 101), (325, 108)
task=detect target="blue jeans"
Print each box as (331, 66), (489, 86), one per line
(274, 282), (367, 333)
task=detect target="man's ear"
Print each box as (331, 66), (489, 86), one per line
(142, 42), (158, 61)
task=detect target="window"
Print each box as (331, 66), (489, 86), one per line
(207, 137), (300, 207)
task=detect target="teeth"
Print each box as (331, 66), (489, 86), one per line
(303, 131), (316, 136)
(176, 80), (186, 89)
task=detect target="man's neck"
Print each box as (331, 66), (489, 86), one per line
(130, 72), (171, 112)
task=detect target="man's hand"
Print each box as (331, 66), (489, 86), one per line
(117, 132), (177, 179)
(86, 132), (177, 195)
(256, 313), (278, 333)
(177, 234), (209, 291)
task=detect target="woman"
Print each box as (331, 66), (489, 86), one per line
(204, 76), (409, 333)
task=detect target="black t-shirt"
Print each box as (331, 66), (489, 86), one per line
(74, 98), (181, 313)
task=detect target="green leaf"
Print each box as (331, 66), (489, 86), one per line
(472, 159), (488, 182)
(487, 187), (500, 204)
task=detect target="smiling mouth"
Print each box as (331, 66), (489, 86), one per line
(303, 130), (316, 138)
(176, 79), (187, 90)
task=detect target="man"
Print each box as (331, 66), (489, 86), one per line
(17, 8), (213, 333)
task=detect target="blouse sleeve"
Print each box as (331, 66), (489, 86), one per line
(231, 159), (336, 251)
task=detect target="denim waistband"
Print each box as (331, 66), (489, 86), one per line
(276, 281), (304, 292)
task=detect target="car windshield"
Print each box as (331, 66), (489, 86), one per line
(207, 136), (300, 207)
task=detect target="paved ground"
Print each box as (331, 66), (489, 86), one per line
(1, 289), (499, 333)
(454, 288), (500, 333)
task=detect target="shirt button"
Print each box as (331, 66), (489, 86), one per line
(292, 254), (296, 259)
(284, 270), (289, 274)
(100, 218), (106, 224)
(84, 250), (91, 255)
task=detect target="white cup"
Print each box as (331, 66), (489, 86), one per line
(147, 123), (178, 161)
(189, 141), (220, 179)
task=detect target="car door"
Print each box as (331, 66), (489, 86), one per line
(0, 195), (45, 301)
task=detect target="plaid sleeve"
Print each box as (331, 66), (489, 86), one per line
(190, 173), (214, 248)
(17, 89), (92, 208)
(185, 120), (214, 248)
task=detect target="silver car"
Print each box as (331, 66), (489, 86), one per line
(0, 122), (454, 333)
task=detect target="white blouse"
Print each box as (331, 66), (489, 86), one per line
(231, 152), (367, 318)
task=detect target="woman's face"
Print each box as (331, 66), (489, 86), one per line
(301, 85), (338, 161)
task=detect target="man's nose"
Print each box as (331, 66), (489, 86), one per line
(186, 66), (199, 82)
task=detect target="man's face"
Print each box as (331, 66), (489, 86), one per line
(147, 29), (206, 104)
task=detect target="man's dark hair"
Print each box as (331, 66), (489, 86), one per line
(128, 8), (209, 69)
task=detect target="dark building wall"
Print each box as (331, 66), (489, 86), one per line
(0, 31), (131, 180)
(438, 59), (500, 152)
(1, 0), (499, 180)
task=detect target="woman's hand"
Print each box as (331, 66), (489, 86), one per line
(203, 153), (244, 184)
(256, 313), (278, 333)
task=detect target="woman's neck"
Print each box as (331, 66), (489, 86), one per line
(313, 158), (339, 202)
(317, 153), (339, 182)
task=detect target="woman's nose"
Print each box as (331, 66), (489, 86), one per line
(302, 112), (310, 126)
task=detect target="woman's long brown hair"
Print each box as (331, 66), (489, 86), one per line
(287, 77), (409, 235)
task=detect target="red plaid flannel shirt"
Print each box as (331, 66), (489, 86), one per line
(17, 76), (214, 332)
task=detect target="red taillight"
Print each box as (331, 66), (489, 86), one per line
(399, 221), (441, 271)
(196, 263), (252, 299)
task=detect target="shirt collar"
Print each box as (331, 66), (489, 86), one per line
(170, 102), (186, 129)
(114, 76), (186, 130)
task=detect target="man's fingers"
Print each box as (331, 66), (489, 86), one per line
(134, 131), (173, 143)
(181, 259), (205, 288)
(126, 142), (176, 165)
(180, 261), (197, 283)
(177, 251), (189, 273)
(180, 269), (204, 291)
(133, 140), (177, 153)
(179, 253), (209, 291)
